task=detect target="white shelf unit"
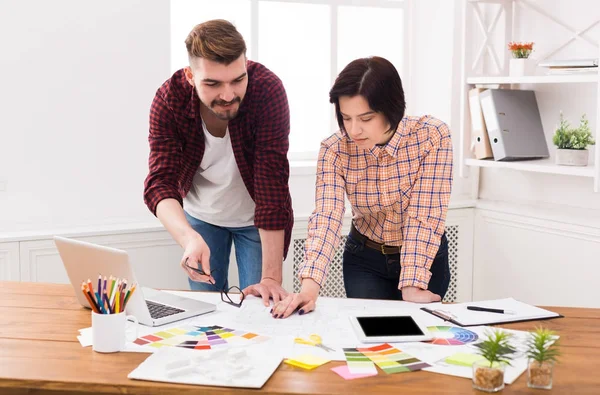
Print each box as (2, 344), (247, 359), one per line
(466, 74), (599, 85)
(458, 0), (600, 193)
(464, 158), (596, 178)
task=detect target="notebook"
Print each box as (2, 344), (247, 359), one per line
(421, 298), (561, 327)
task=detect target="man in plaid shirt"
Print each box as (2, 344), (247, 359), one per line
(144, 20), (293, 304)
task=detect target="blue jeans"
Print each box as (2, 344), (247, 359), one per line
(184, 212), (262, 291)
(342, 232), (450, 300)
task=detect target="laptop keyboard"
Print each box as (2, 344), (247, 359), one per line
(146, 300), (185, 319)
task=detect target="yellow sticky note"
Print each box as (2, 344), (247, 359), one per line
(445, 353), (486, 367)
(284, 354), (331, 370)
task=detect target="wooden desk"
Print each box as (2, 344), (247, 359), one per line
(1, 282), (598, 395)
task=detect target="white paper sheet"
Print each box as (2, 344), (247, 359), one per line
(128, 342), (283, 389)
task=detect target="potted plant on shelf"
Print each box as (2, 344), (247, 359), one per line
(553, 112), (595, 166)
(472, 329), (515, 392)
(525, 327), (560, 390)
(508, 41), (534, 76)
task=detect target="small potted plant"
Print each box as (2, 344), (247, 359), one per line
(525, 327), (560, 390)
(508, 41), (534, 76)
(472, 329), (515, 392)
(553, 112), (595, 166)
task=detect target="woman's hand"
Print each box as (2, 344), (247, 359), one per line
(270, 278), (320, 318)
(401, 286), (441, 303)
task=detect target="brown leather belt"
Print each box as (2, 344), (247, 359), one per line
(349, 224), (401, 255)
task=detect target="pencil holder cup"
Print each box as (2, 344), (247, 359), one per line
(92, 311), (139, 353)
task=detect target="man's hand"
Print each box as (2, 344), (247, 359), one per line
(242, 278), (288, 306)
(179, 235), (215, 284)
(270, 279), (320, 319)
(401, 286), (441, 303)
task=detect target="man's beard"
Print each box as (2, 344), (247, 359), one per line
(206, 97), (242, 121)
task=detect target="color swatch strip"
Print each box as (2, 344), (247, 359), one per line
(354, 343), (431, 374)
(132, 325), (266, 350)
(343, 348), (378, 375)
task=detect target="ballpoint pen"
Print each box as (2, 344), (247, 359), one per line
(467, 306), (516, 315)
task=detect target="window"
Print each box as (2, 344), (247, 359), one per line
(171, 0), (407, 159)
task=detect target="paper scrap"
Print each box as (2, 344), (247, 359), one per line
(331, 365), (378, 380)
(284, 354), (331, 370)
(444, 352), (486, 367)
(77, 327), (93, 347)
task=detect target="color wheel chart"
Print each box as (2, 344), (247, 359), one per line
(427, 326), (479, 345)
(133, 325), (267, 350)
(344, 343), (431, 374)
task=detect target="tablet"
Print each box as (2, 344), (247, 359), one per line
(349, 315), (432, 343)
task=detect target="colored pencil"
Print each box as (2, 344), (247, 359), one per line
(109, 279), (119, 311)
(122, 289), (130, 311)
(115, 284), (120, 314)
(123, 284), (136, 309)
(108, 276), (116, 300)
(119, 280), (126, 313)
(87, 279), (94, 299)
(84, 285), (101, 313)
(86, 279), (101, 312)
(97, 275), (102, 301)
(81, 284), (99, 313)
(103, 288), (112, 314)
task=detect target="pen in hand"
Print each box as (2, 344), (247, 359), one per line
(467, 306), (516, 315)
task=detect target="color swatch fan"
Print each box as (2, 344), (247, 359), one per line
(427, 326), (478, 345)
(133, 325), (266, 350)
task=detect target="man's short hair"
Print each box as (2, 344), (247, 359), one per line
(329, 57), (406, 135)
(185, 19), (247, 65)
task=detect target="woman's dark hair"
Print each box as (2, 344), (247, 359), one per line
(329, 57), (406, 135)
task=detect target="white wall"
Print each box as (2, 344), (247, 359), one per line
(0, 0), (170, 233)
(410, 0), (474, 203)
(0, 0), (473, 235)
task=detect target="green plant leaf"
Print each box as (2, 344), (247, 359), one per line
(474, 329), (516, 367)
(553, 113), (595, 149)
(525, 327), (561, 363)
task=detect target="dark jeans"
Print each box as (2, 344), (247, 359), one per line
(342, 232), (450, 300)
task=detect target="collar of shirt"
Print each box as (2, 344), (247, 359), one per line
(369, 117), (410, 159)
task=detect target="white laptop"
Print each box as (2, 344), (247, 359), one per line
(54, 236), (216, 327)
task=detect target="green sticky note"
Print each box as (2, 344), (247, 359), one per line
(445, 353), (486, 367)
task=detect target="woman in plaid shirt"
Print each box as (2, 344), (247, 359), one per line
(272, 57), (453, 318)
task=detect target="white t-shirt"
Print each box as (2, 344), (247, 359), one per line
(183, 121), (256, 227)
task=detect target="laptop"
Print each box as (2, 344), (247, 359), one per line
(54, 236), (216, 327)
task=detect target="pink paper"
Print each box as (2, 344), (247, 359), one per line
(331, 365), (378, 380)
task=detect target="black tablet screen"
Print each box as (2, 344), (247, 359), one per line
(357, 316), (424, 337)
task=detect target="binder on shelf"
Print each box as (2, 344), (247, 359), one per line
(479, 89), (550, 161)
(468, 88), (493, 160)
